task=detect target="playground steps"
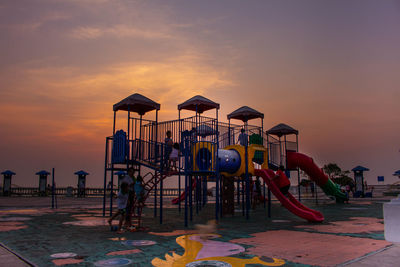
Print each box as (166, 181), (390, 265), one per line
(129, 171), (179, 228)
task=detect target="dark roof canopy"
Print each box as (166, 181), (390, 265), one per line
(227, 106), (264, 122)
(36, 170), (50, 175)
(266, 123), (298, 137)
(393, 170), (400, 176)
(1, 170), (15, 175)
(74, 170), (89, 176)
(178, 95), (220, 113)
(351, 166), (370, 172)
(113, 93), (160, 115)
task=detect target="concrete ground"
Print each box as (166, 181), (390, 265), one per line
(0, 244), (30, 267)
(344, 244), (400, 267)
(0, 196), (396, 267)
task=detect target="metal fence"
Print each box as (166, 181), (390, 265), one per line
(1, 187), (181, 197)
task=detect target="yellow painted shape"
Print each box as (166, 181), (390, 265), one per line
(221, 144), (269, 177)
(151, 234), (285, 267)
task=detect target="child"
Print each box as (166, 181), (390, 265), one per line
(134, 175), (145, 206)
(165, 131), (173, 169)
(252, 177), (262, 209)
(123, 167), (136, 229)
(237, 128), (248, 146)
(108, 182), (129, 233)
(272, 165), (291, 196)
(342, 188), (349, 204)
(169, 143), (179, 172)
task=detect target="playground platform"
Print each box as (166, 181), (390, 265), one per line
(0, 196), (397, 267)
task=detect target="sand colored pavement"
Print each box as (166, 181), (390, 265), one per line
(345, 244), (400, 267)
(295, 217), (384, 234)
(0, 245), (29, 267)
(231, 230), (391, 267)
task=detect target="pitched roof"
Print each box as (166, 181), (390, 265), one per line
(113, 93), (160, 115)
(74, 170), (89, 176)
(351, 166), (370, 172)
(227, 106), (264, 122)
(36, 170), (50, 175)
(266, 123), (298, 137)
(178, 95), (220, 113)
(1, 170), (15, 175)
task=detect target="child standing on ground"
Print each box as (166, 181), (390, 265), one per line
(134, 175), (145, 206)
(169, 143), (179, 172)
(123, 167), (136, 229)
(252, 176), (262, 209)
(108, 182), (129, 233)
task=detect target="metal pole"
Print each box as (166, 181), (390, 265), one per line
(202, 176), (207, 207)
(51, 168), (55, 209)
(268, 187), (271, 218)
(155, 109), (158, 157)
(189, 174), (193, 221)
(178, 110), (181, 213)
(160, 162), (163, 225)
(296, 134), (301, 202)
(110, 111), (117, 217)
(266, 134), (269, 167)
(261, 118), (264, 142)
(196, 176), (199, 214)
(237, 177), (240, 205)
(215, 108), (220, 221)
(279, 136), (282, 166)
(244, 121), (250, 220)
(103, 137), (109, 217)
(263, 179), (266, 209)
(228, 119), (231, 145)
(110, 172), (114, 217)
(127, 108), (130, 170)
(242, 176), (245, 216)
(138, 115), (143, 174)
(184, 135), (189, 227)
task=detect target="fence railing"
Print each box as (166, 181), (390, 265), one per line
(1, 187), (181, 197)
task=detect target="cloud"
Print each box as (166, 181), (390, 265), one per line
(0, 52), (234, 144)
(69, 24), (172, 40)
(0, 12), (71, 33)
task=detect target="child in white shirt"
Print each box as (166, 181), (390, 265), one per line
(108, 182), (129, 233)
(169, 143), (179, 172)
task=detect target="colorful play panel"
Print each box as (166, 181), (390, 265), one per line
(0, 197), (395, 266)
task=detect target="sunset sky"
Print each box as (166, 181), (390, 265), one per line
(0, 0), (399, 187)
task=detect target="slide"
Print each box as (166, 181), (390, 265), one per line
(171, 179), (197, 204)
(254, 169), (324, 222)
(286, 151), (348, 203)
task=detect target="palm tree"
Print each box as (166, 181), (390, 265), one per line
(323, 163), (342, 179)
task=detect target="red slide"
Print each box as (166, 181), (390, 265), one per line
(254, 169), (324, 222)
(171, 179), (197, 204)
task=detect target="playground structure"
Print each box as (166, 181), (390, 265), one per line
(102, 93), (348, 227)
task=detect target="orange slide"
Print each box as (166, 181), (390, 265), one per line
(254, 168), (324, 222)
